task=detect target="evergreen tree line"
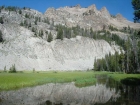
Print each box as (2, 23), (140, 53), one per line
(94, 31), (140, 73)
(94, 52), (123, 72)
(120, 26), (134, 34)
(108, 25), (134, 34)
(20, 20), (31, 28)
(108, 25), (118, 31)
(9, 64), (17, 73)
(3, 64), (17, 73)
(0, 6), (21, 12)
(0, 5), (31, 12)
(32, 28), (44, 38)
(32, 27), (53, 42)
(55, 24), (125, 48)
(55, 24), (94, 40)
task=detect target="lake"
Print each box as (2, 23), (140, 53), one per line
(0, 75), (140, 105)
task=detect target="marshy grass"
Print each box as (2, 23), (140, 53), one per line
(75, 77), (96, 87)
(0, 71), (140, 91)
(108, 73), (140, 82)
(0, 71), (96, 91)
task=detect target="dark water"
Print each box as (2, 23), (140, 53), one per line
(0, 75), (140, 105)
(95, 75), (140, 105)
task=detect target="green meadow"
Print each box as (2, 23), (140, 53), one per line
(0, 71), (140, 91)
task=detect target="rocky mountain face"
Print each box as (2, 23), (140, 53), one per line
(45, 4), (140, 30)
(0, 5), (139, 71)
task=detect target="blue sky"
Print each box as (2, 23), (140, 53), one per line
(0, 0), (134, 21)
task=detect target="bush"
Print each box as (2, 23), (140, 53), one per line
(53, 71), (58, 73)
(9, 64), (17, 73)
(33, 68), (35, 73)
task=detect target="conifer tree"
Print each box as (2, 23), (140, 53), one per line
(47, 32), (53, 42)
(0, 30), (3, 42)
(0, 17), (4, 24)
(19, 10), (22, 14)
(39, 30), (43, 38)
(56, 28), (63, 40)
(132, 0), (140, 23)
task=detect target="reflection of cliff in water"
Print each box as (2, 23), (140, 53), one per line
(0, 82), (120, 105)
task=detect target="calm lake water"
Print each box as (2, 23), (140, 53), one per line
(0, 75), (140, 105)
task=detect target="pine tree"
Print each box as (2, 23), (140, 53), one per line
(132, 0), (140, 23)
(34, 30), (37, 37)
(4, 66), (6, 72)
(0, 17), (4, 24)
(32, 27), (35, 32)
(119, 50), (125, 72)
(93, 58), (97, 71)
(34, 20), (37, 25)
(138, 41), (140, 70)
(9, 64), (16, 73)
(19, 10), (22, 14)
(20, 22), (24, 26)
(28, 22), (31, 28)
(56, 28), (63, 40)
(123, 39), (131, 73)
(25, 13), (29, 18)
(47, 32), (53, 42)
(24, 20), (28, 27)
(38, 17), (41, 22)
(39, 30), (43, 38)
(34, 17), (38, 25)
(0, 30), (3, 42)
(45, 31), (48, 34)
(44, 17), (50, 24)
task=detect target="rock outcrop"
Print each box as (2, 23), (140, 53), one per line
(45, 4), (140, 30)
(0, 28), (118, 70)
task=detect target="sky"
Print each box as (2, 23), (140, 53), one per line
(0, 0), (134, 22)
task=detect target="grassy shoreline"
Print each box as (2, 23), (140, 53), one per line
(0, 71), (140, 91)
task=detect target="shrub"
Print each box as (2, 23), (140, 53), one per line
(33, 68), (35, 73)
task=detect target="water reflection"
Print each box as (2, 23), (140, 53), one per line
(96, 76), (140, 105)
(119, 78), (140, 105)
(0, 81), (119, 105)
